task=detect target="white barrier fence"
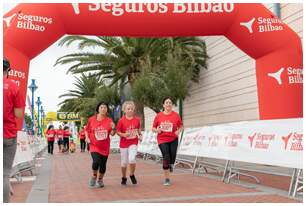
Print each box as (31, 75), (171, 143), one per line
(110, 135), (120, 151)
(137, 130), (161, 156)
(138, 118), (302, 169)
(137, 118), (302, 198)
(177, 118), (302, 169)
(11, 131), (47, 178)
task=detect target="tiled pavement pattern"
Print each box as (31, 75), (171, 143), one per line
(10, 181), (33, 203)
(10, 155), (45, 203)
(11, 150), (301, 203)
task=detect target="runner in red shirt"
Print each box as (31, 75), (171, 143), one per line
(85, 102), (115, 188)
(78, 126), (86, 152)
(45, 125), (56, 155)
(116, 101), (142, 185)
(63, 126), (71, 153)
(3, 57), (25, 203)
(152, 97), (183, 186)
(56, 125), (64, 153)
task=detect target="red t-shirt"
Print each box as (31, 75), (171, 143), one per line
(79, 129), (86, 140)
(3, 78), (25, 138)
(63, 130), (71, 138)
(46, 130), (56, 142)
(152, 111), (183, 145)
(56, 129), (64, 139)
(86, 115), (113, 156)
(116, 116), (141, 148)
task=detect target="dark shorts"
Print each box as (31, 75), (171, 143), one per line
(57, 139), (63, 145)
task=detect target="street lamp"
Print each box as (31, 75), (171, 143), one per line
(28, 79), (38, 134)
(36, 97), (42, 136)
(40, 105), (44, 136)
(42, 111), (46, 137)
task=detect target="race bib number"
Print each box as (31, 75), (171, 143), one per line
(126, 129), (139, 139)
(160, 122), (173, 132)
(94, 127), (108, 141)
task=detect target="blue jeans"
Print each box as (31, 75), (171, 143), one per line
(3, 138), (17, 203)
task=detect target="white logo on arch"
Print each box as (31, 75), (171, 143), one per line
(268, 67), (284, 85)
(3, 13), (17, 27)
(71, 3), (80, 15)
(240, 17), (255, 33)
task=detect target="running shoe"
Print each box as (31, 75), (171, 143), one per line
(121, 177), (127, 185)
(96, 179), (104, 188)
(130, 175), (137, 185)
(163, 178), (171, 186)
(88, 177), (96, 188)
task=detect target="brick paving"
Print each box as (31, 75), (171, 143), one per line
(10, 181), (33, 203)
(166, 195), (300, 203)
(10, 149), (302, 203)
(10, 155), (45, 203)
(208, 170), (292, 191)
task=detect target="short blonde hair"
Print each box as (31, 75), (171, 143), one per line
(122, 101), (136, 112)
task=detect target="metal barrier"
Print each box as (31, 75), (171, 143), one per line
(10, 132), (47, 182)
(289, 169), (303, 198)
(222, 160), (260, 184)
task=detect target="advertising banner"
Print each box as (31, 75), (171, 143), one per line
(177, 127), (207, 156)
(137, 130), (161, 156)
(57, 112), (81, 122)
(12, 131), (35, 167)
(179, 118), (303, 169)
(110, 135), (120, 149)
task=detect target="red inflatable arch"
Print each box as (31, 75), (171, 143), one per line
(3, 3), (303, 128)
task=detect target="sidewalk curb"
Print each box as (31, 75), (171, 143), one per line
(26, 152), (52, 203)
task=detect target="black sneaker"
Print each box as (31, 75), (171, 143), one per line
(121, 177), (127, 185)
(163, 178), (171, 186)
(130, 175), (137, 185)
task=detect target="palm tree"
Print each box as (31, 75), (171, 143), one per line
(58, 73), (101, 111)
(58, 73), (120, 121)
(55, 36), (208, 124)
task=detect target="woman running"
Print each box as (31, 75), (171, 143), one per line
(46, 125), (56, 155)
(78, 126), (86, 152)
(56, 125), (64, 153)
(63, 126), (71, 153)
(116, 101), (142, 185)
(85, 102), (115, 188)
(152, 97), (183, 186)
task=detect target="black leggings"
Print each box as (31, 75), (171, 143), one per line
(158, 138), (178, 170)
(48, 141), (54, 154)
(63, 138), (69, 151)
(91, 152), (108, 174)
(80, 139), (86, 151)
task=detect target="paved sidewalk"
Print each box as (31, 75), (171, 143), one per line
(11, 150), (301, 203)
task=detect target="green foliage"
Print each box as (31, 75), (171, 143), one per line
(24, 113), (32, 129)
(132, 54), (192, 113)
(132, 73), (170, 113)
(56, 36), (209, 118)
(58, 73), (120, 123)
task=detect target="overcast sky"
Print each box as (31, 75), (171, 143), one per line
(4, 3), (83, 114)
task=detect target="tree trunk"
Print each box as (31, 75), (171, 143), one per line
(134, 101), (145, 130)
(129, 75), (145, 130)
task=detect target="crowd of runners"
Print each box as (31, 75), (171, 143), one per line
(45, 98), (183, 188)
